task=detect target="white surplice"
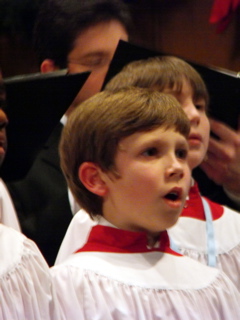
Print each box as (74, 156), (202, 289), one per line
(52, 222), (240, 320)
(168, 182), (240, 290)
(55, 208), (96, 264)
(0, 224), (61, 320)
(56, 183), (240, 294)
(0, 179), (20, 231)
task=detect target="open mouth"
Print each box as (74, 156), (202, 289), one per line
(164, 188), (183, 208)
(165, 192), (180, 201)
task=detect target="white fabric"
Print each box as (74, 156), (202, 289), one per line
(55, 209), (96, 264)
(0, 224), (60, 320)
(0, 179), (20, 231)
(67, 188), (81, 215)
(60, 114), (68, 126)
(61, 115), (81, 216)
(55, 203), (240, 296)
(52, 233), (240, 319)
(168, 205), (240, 290)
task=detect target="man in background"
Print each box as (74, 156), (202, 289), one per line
(7, 0), (131, 266)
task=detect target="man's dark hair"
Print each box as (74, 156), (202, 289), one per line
(33, 0), (132, 68)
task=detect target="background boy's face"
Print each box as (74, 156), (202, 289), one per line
(0, 72), (8, 166)
(163, 79), (210, 170)
(66, 20), (128, 114)
(101, 126), (191, 237)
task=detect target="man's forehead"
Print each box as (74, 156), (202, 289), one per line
(70, 20), (128, 56)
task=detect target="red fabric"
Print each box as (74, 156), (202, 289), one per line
(209, 0), (240, 33)
(181, 182), (224, 221)
(76, 225), (181, 256)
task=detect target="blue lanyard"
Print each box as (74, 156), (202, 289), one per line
(201, 197), (217, 267)
(170, 197), (217, 267)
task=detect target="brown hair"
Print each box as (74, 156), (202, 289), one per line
(60, 87), (190, 217)
(105, 55), (209, 108)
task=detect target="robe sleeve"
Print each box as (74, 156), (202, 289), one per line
(0, 225), (61, 320)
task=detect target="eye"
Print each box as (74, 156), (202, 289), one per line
(142, 147), (158, 157)
(195, 101), (206, 112)
(69, 55), (109, 70)
(176, 148), (188, 160)
(83, 57), (106, 68)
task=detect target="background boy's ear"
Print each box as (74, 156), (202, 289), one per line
(40, 59), (59, 73)
(79, 162), (108, 197)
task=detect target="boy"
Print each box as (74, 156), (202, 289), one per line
(105, 55), (240, 290)
(7, 0), (131, 266)
(52, 87), (240, 319)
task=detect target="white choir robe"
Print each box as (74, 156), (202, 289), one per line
(168, 182), (240, 290)
(0, 179), (20, 231)
(56, 183), (240, 293)
(55, 208), (96, 264)
(51, 221), (240, 320)
(0, 224), (61, 320)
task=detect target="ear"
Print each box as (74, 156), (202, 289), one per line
(79, 162), (108, 197)
(40, 59), (59, 73)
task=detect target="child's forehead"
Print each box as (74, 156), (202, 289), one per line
(158, 79), (206, 103)
(118, 126), (186, 149)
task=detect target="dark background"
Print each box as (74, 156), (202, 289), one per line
(1, 0), (240, 77)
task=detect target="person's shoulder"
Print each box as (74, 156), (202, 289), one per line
(0, 224), (48, 276)
(0, 224), (25, 251)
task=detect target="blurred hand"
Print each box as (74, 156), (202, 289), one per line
(200, 118), (240, 196)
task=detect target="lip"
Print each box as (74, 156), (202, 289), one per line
(163, 187), (183, 209)
(188, 133), (202, 146)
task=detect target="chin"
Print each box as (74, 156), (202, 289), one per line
(163, 216), (180, 230)
(188, 155), (203, 170)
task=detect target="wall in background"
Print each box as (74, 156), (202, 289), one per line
(1, 0), (240, 77)
(129, 0), (240, 71)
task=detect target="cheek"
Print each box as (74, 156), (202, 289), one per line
(203, 119), (210, 149)
(125, 167), (161, 192)
(87, 69), (107, 93)
(71, 70), (107, 106)
(184, 166), (192, 187)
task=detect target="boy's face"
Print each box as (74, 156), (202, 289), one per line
(163, 79), (210, 170)
(66, 20), (128, 114)
(0, 72), (8, 166)
(101, 127), (191, 238)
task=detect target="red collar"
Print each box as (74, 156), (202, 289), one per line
(76, 225), (180, 256)
(181, 182), (224, 220)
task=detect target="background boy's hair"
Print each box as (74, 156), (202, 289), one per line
(105, 56), (209, 107)
(33, 0), (132, 68)
(60, 87), (190, 217)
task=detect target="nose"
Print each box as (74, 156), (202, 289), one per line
(185, 102), (200, 126)
(165, 155), (185, 181)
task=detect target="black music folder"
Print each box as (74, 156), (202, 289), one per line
(104, 40), (240, 131)
(1, 70), (90, 181)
